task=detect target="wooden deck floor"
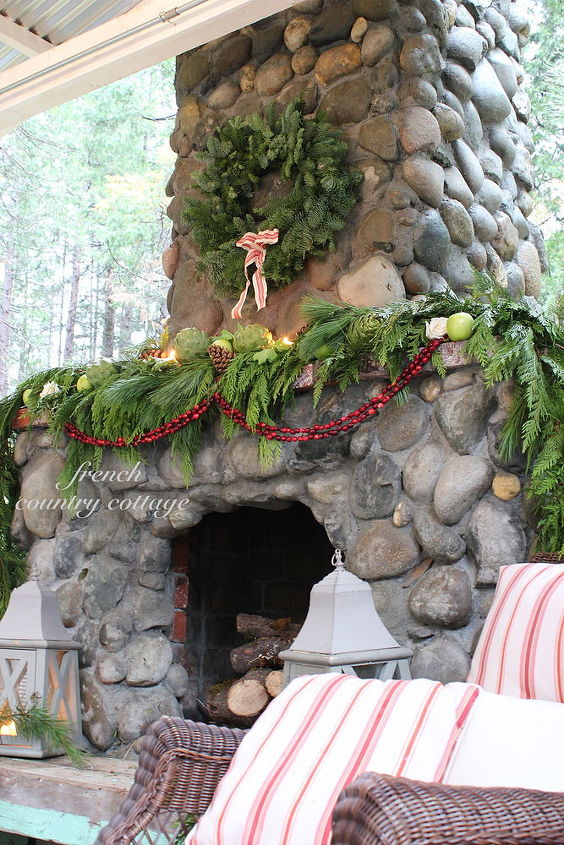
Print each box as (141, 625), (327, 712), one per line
(0, 755), (136, 844)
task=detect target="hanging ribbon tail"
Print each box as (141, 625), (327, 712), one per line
(231, 229), (279, 320)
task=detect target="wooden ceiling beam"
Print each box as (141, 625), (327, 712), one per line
(0, 0), (300, 136)
(0, 13), (52, 57)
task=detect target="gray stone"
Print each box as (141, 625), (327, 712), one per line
(413, 507), (467, 564)
(207, 79), (239, 109)
(441, 89), (464, 118)
(357, 158), (392, 202)
(323, 510), (360, 551)
(419, 0), (450, 44)
(467, 241), (488, 271)
(443, 62), (473, 101)
(397, 78), (438, 111)
(442, 248), (475, 293)
(476, 19), (496, 50)
(413, 210), (451, 271)
(505, 261), (525, 299)
(489, 125), (517, 168)
(444, 167), (474, 208)
(318, 79), (372, 125)
(276, 79), (318, 114)
(375, 395), (431, 452)
(515, 240), (542, 298)
(516, 189), (533, 219)
(291, 45), (318, 75)
(371, 579), (411, 640)
(392, 107), (441, 155)
(20, 452), (66, 539)
(479, 149), (503, 185)
(138, 534), (170, 576)
(108, 522), (136, 564)
(80, 669), (116, 750)
(461, 99), (483, 152)
(351, 453), (401, 519)
(96, 652), (126, 684)
(476, 178), (503, 214)
(455, 5), (475, 28)
(310, 3), (356, 45)
(337, 254), (405, 307)
(509, 205), (530, 240)
(307, 472), (350, 505)
(117, 684), (181, 743)
(352, 0), (393, 21)
(229, 431), (284, 479)
(433, 103), (465, 142)
(434, 456), (494, 524)
(399, 34), (442, 76)
(99, 611), (132, 653)
(211, 34), (251, 74)
(360, 24), (394, 66)
(403, 441), (446, 502)
(419, 376), (442, 403)
(402, 156), (446, 207)
(130, 586), (173, 632)
(435, 382), (495, 454)
(176, 51), (209, 92)
(468, 498), (527, 584)
(488, 47), (518, 97)
(349, 521), (420, 580)
(452, 139), (484, 194)
(411, 635), (471, 682)
(485, 243), (508, 288)
(284, 16), (313, 52)
(53, 532), (84, 579)
(409, 568), (473, 628)
(99, 453), (147, 490)
(357, 207), (394, 251)
(471, 59), (512, 122)
(165, 663), (190, 698)
(439, 198), (474, 247)
(484, 7), (510, 42)
(491, 211), (519, 261)
(394, 6), (426, 33)
(82, 554), (128, 619)
(56, 582), (83, 627)
(446, 27), (485, 72)
(9, 506), (33, 550)
(512, 145), (534, 191)
(83, 509), (122, 553)
(403, 262), (431, 295)
(126, 634), (173, 686)
(359, 115), (399, 161)
(254, 54), (293, 97)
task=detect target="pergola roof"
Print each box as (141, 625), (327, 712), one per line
(0, 0), (298, 136)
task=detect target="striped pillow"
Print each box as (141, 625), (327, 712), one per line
(188, 674), (481, 845)
(467, 562), (564, 702)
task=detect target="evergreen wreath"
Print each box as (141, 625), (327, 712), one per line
(183, 100), (362, 299)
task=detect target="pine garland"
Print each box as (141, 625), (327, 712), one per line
(0, 696), (85, 766)
(0, 277), (562, 619)
(183, 100), (362, 298)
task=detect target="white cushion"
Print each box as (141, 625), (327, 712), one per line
(467, 562), (564, 702)
(188, 673), (482, 845)
(444, 688), (564, 792)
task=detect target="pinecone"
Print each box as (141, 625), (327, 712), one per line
(208, 343), (234, 374)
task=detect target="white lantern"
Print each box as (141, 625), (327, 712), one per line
(280, 550), (412, 686)
(0, 579), (82, 758)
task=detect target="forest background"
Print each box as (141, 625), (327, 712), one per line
(0, 0), (561, 398)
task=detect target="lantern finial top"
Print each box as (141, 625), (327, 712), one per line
(331, 548), (345, 571)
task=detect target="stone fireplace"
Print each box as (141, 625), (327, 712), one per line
(10, 0), (543, 751)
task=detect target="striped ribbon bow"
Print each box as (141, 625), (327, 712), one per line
(231, 229), (279, 320)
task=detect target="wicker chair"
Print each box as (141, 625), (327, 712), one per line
(95, 717), (246, 845)
(331, 772), (564, 845)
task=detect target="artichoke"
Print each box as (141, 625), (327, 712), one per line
(232, 324), (273, 354)
(173, 327), (211, 362)
(85, 359), (118, 388)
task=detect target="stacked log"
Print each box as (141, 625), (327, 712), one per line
(205, 614), (300, 727)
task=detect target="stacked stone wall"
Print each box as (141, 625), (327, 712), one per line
(165, 0), (544, 339)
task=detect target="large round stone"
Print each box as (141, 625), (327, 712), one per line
(359, 115), (399, 161)
(515, 240), (542, 298)
(352, 0), (392, 21)
(403, 262), (431, 294)
(471, 59), (512, 123)
(413, 210), (451, 271)
(439, 198), (474, 247)
(476, 179), (503, 214)
(452, 139), (484, 194)
(53, 532), (85, 578)
(229, 431), (285, 478)
(56, 582), (83, 627)
(254, 54), (293, 96)
(403, 441), (447, 502)
(351, 453), (401, 519)
(20, 451), (66, 538)
(399, 34), (442, 76)
(468, 203), (498, 241)
(489, 125), (517, 168)
(82, 554), (129, 619)
(446, 27), (485, 72)
(318, 79), (372, 125)
(375, 395), (431, 452)
(443, 62), (473, 101)
(117, 685), (181, 743)
(80, 670), (117, 750)
(176, 51), (209, 91)
(392, 107), (441, 155)
(413, 507), (466, 564)
(435, 382), (495, 454)
(444, 167), (474, 208)
(337, 254), (405, 307)
(99, 612), (132, 653)
(468, 498), (527, 584)
(434, 456), (494, 525)
(315, 42), (362, 85)
(356, 208), (395, 250)
(488, 47), (518, 97)
(310, 3), (356, 45)
(292, 44), (318, 75)
(411, 635), (471, 682)
(408, 568), (473, 628)
(284, 16), (313, 52)
(349, 521), (420, 580)
(402, 157), (444, 207)
(433, 103), (465, 142)
(360, 24), (394, 66)
(491, 212), (519, 261)
(125, 634), (173, 686)
(210, 34), (251, 74)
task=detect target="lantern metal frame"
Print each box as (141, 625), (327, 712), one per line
(0, 578), (82, 758)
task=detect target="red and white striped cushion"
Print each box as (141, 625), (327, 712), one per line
(188, 674), (481, 845)
(467, 562), (564, 702)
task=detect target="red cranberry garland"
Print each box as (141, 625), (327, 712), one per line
(64, 339), (443, 447)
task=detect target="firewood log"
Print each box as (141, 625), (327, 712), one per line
(230, 635), (295, 674)
(227, 669), (269, 719)
(265, 669), (284, 698)
(236, 613), (302, 640)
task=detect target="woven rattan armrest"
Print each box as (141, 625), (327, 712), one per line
(95, 717), (246, 845)
(331, 772), (564, 845)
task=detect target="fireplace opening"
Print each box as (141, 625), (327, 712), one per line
(174, 503), (334, 721)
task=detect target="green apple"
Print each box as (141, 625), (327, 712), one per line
(211, 338), (233, 353)
(76, 374), (92, 392)
(315, 343), (334, 360)
(22, 388), (33, 406)
(446, 312), (474, 341)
